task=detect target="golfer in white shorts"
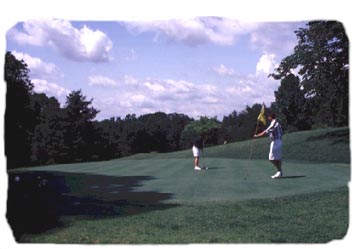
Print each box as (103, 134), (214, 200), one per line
(254, 113), (283, 179)
(192, 133), (205, 171)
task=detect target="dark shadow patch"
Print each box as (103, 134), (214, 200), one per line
(204, 167), (224, 170)
(278, 176), (306, 179)
(7, 171), (176, 241)
(306, 129), (349, 145)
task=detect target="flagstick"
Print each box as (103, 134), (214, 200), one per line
(245, 103), (265, 180)
(244, 120), (259, 180)
(248, 120), (259, 160)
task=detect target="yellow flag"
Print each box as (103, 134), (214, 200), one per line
(257, 103), (266, 125)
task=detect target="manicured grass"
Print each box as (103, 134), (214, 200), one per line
(8, 127), (350, 243)
(20, 187), (348, 243)
(24, 158), (349, 203)
(123, 127), (350, 163)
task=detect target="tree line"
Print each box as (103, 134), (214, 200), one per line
(4, 21), (348, 169)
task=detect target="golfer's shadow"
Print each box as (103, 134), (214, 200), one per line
(205, 167), (224, 170)
(279, 175), (306, 179)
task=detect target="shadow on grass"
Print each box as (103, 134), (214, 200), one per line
(306, 129), (349, 145)
(7, 171), (176, 241)
(278, 175), (306, 179)
(205, 167), (224, 170)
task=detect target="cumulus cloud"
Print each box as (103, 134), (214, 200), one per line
(213, 64), (236, 76)
(250, 22), (304, 55)
(121, 18), (304, 66)
(215, 53), (281, 111)
(164, 79), (194, 94)
(144, 81), (166, 93)
(130, 94), (155, 108)
(123, 74), (139, 86)
(32, 79), (71, 99)
(88, 75), (118, 87)
(11, 50), (63, 79)
(88, 51), (281, 120)
(91, 47), (282, 120)
(122, 18), (303, 56)
(91, 74), (226, 119)
(123, 17), (261, 47)
(256, 53), (277, 75)
(8, 19), (113, 62)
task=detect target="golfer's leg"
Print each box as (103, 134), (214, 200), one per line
(194, 157), (199, 167)
(270, 160), (278, 170)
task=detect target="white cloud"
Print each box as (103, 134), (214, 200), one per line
(202, 96), (219, 104)
(123, 74), (139, 86)
(250, 22), (304, 55)
(129, 94), (156, 108)
(11, 50), (63, 79)
(9, 19), (113, 62)
(32, 79), (71, 99)
(88, 75), (118, 87)
(216, 53), (283, 109)
(86, 54), (281, 120)
(213, 64), (235, 76)
(90, 75), (226, 119)
(122, 18), (303, 56)
(226, 85), (253, 96)
(144, 81), (166, 93)
(96, 72), (276, 120)
(256, 53), (277, 75)
(201, 84), (218, 95)
(164, 79), (194, 94)
(123, 17), (261, 47)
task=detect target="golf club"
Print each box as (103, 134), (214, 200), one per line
(202, 141), (208, 170)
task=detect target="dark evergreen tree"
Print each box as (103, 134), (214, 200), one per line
(62, 90), (99, 162)
(220, 104), (270, 143)
(272, 74), (312, 131)
(4, 52), (35, 168)
(30, 93), (66, 164)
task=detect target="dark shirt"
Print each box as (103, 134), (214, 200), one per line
(194, 137), (204, 149)
(265, 119), (283, 141)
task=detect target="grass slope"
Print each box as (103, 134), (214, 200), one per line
(122, 127), (350, 163)
(8, 127), (350, 243)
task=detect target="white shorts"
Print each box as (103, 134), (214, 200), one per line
(269, 139), (282, 160)
(192, 146), (201, 157)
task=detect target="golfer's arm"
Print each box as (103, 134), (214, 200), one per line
(255, 130), (266, 137)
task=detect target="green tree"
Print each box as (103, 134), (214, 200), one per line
(180, 116), (220, 149)
(30, 93), (66, 165)
(272, 74), (312, 131)
(220, 104), (269, 143)
(62, 90), (99, 162)
(4, 52), (35, 168)
(94, 117), (125, 159)
(270, 21), (349, 127)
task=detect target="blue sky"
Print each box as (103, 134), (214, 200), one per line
(6, 18), (307, 121)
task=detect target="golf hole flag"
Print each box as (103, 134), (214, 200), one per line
(257, 103), (266, 125)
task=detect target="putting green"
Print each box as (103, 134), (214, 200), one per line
(27, 157), (350, 204)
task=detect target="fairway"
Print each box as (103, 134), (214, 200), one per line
(26, 158), (349, 203)
(7, 128), (350, 243)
